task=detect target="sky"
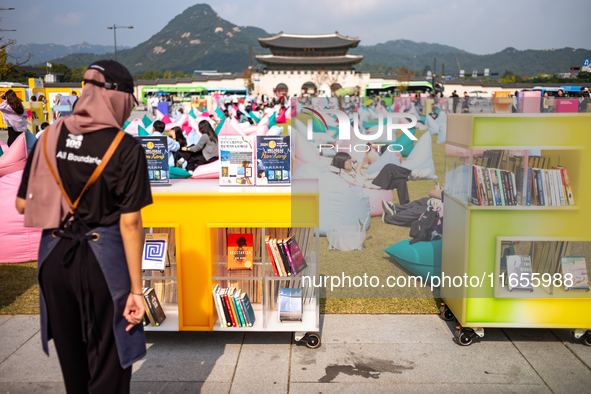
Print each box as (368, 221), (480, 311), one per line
(4, 0), (591, 54)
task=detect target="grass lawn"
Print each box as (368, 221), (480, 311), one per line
(0, 130), (446, 315)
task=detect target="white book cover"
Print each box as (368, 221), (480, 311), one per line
(555, 170), (566, 206)
(219, 136), (255, 186)
(142, 233), (169, 271)
(506, 255), (534, 292)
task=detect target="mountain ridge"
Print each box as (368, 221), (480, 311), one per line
(11, 3), (591, 76)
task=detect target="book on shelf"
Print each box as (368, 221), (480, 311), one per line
(500, 241), (515, 270)
(560, 257), (590, 291)
(142, 233), (169, 271)
(227, 233), (254, 271)
(506, 255), (534, 292)
(286, 237), (309, 276)
(278, 287), (303, 322)
(256, 135), (291, 185)
(219, 136), (255, 186)
(142, 287), (167, 326)
(213, 286), (256, 328)
(468, 158), (574, 207)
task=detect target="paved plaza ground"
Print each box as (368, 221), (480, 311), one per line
(1, 314), (590, 394)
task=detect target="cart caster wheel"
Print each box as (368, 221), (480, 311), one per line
(457, 331), (473, 346)
(440, 304), (455, 321)
(304, 333), (321, 349)
(582, 331), (591, 347)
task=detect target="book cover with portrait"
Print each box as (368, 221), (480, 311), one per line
(227, 233), (254, 271)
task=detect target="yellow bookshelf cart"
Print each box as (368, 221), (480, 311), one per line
(441, 113), (591, 346)
(140, 179), (321, 347)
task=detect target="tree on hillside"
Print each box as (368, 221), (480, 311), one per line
(175, 71), (184, 78)
(163, 70), (174, 79)
(0, 38), (32, 81)
(143, 70), (155, 80)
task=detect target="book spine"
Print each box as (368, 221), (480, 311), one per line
(470, 166), (480, 205)
(556, 170), (566, 205)
(500, 171), (510, 205)
(496, 169), (505, 206)
(265, 237), (279, 276)
(283, 239), (297, 276)
(242, 293), (256, 325)
(212, 286), (226, 328)
(279, 240), (292, 276)
(541, 170), (549, 206)
(232, 293), (246, 327)
(547, 169), (556, 206)
(220, 289), (232, 327)
(476, 166), (487, 205)
(562, 167), (575, 205)
(489, 170), (500, 206)
(535, 170), (544, 206)
(482, 167), (494, 206)
(223, 289), (237, 327)
(526, 168), (532, 206)
(510, 172), (517, 206)
(237, 295), (251, 326)
(558, 170), (567, 205)
(143, 290), (158, 326)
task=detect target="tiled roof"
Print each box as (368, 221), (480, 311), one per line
(259, 33), (360, 49)
(256, 54), (363, 65)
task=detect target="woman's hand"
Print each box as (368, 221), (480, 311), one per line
(123, 293), (145, 331)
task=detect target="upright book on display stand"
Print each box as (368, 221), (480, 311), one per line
(219, 136), (255, 186)
(256, 136), (291, 185)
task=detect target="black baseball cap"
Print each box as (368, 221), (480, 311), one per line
(84, 60), (137, 102)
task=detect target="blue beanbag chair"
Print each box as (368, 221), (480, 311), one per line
(169, 167), (192, 179)
(383, 239), (442, 281)
(215, 118), (225, 135)
(269, 112), (277, 128)
(389, 127), (416, 157)
(249, 111), (261, 123)
(24, 130), (38, 155)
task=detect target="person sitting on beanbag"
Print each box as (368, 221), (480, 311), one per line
(328, 152), (430, 205)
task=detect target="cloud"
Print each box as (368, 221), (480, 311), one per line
(53, 12), (85, 26)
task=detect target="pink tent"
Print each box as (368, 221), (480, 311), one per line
(0, 136), (42, 263)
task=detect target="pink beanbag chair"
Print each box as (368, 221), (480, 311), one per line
(276, 109), (286, 124)
(0, 134), (28, 177)
(190, 160), (220, 179)
(364, 188), (394, 217)
(124, 118), (144, 136)
(218, 118), (246, 136)
(0, 170), (42, 263)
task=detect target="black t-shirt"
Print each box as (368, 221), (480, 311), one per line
(18, 125), (153, 228)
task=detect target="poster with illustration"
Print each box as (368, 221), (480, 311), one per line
(256, 135), (291, 185)
(219, 136), (255, 186)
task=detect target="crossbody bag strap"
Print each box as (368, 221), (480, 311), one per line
(43, 127), (126, 213)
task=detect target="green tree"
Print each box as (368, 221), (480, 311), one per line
(0, 38), (32, 81)
(143, 70), (155, 80)
(154, 70), (162, 79)
(175, 70), (184, 78)
(163, 70), (173, 79)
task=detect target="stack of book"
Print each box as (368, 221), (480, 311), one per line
(212, 285), (256, 328)
(470, 164), (573, 207)
(143, 287), (167, 327)
(265, 236), (308, 277)
(531, 241), (574, 277)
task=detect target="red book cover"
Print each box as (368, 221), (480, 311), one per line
(227, 233), (254, 270)
(265, 236), (279, 276)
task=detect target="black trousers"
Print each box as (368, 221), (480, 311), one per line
(371, 164), (412, 205)
(40, 239), (131, 394)
(180, 150), (218, 171)
(383, 197), (430, 227)
(7, 126), (23, 146)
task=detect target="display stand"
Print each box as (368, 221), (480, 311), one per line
(140, 179), (321, 346)
(441, 113), (591, 346)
